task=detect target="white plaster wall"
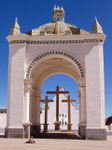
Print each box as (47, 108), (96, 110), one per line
(25, 42), (85, 72)
(0, 114), (6, 134)
(71, 104), (79, 130)
(25, 34), (103, 71)
(109, 124), (112, 130)
(85, 43), (105, 128)
(7, 44), (26, 127)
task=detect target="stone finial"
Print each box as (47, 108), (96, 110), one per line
(61, 6), (64, 11)
(53, 5), (56, 10)
(92, 17), (103, 34)
(9, 17), (21, 35)
(57, 5), (60, 10)
(52, 5), (65, 22)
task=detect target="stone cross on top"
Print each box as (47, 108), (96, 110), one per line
(47, 85), (69, 130)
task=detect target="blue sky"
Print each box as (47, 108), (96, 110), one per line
(0, 0), (112, 117)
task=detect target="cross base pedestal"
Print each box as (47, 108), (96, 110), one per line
(43, 124), (49, 133)
(67, 124), (72, 132)
(54, 121), (61, 131)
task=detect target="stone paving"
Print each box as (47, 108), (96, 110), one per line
(0, 137), (112, 150)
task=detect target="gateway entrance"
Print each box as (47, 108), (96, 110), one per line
(6, 6), (106, 140)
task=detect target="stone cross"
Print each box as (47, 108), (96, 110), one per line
(62, 95), (76, 131)
(40, 96), (54, 132)
(47, 85), (69, 130)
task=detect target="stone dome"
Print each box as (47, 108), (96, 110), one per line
(26, 5), (90, 36)
(26, 21), (90, 36)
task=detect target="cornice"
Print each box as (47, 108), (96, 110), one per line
(9, 39), (103, 45)
(6, 33), (106, 45)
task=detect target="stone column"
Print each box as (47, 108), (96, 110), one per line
(30, 89), (42, 137)
(77, 90), (81, 126)
(23, 79), (32, 138)
(78, 79), (86, 139)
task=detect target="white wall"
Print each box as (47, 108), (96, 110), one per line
(7, 44), (26, 128)
(85, 43), (105, 128)
(0, 114), (7, 134)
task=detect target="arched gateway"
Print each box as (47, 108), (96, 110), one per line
(6, 6), (106, 140)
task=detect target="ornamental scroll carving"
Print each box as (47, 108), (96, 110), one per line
(24, 79), (33, 93)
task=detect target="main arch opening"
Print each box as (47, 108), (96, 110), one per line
(40, 74), (79, 134)
(29, 53), (85, 138)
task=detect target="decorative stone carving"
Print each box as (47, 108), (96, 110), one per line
(30, 89), (42, 100)
(9, 18), (21, 35)
(24, 84), (31, 93)
(52, 5), (65, 22)
(78, 78), (86, 87)
(25, 6), (91, 36)
(92, 17), (103, 34)
(9, 39), (103, 45)
(24, 79), (33, 93)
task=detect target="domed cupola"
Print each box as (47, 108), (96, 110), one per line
(26, 5), (90, 36)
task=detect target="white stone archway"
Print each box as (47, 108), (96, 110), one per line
(6, 6), (106, 140)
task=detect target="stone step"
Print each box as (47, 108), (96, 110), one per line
(38, 132), (82, 139)
(0, 135), (5, 138)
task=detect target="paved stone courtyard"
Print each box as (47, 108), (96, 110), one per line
(0, 137), (112, 150)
